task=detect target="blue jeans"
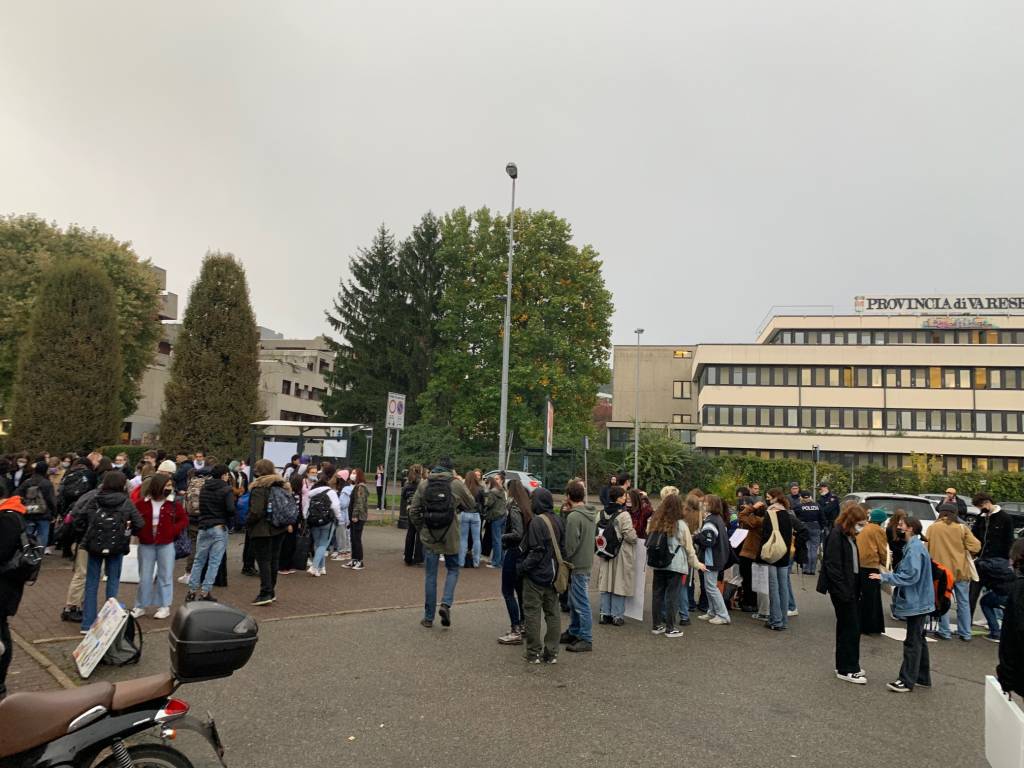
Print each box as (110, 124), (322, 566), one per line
(600, 591), (625, 619)
(490, 516), (506, 567)
(678, 572), (692, 622)
(311, 524), (334, 571)
(768, 565), (791, 629)
(136, 543), (175, 608)
(423, 551), (460, 620)
(938, 580), (971, 639)
(704, 569), (730, 621)
(188, 525), (228, 593)
(459, 512), (481, 566)
(981, 590), (1008, 638)
(804, 525), (822, 574)
(82, 554), (123, 631)
(788, 563), (798, 612)
(25, 518), (50, 549)
(568, 572), (592, 642)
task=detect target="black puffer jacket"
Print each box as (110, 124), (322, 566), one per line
(197, 477), (235, 529)
(998, 575), (1024, 696)
(818, 526), (860, 603)
(77, 490), (144, 557)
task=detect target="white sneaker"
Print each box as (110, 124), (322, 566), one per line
(708, 617), (731, 625)
(651, 625), (667, 635)
(176, 574), (189, 584)
(318, 567), (327, 576)
(307, 567), (319, 576)
(787, 610), (799, 617)
(130, 607), (146, 619)
(665, 628), (684, 638)
(836, 671), (867, 685)
(154, 607), (171, 620)
(697, 613), (713, 621)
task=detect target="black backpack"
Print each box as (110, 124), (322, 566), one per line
(102, 614), (143, 667)
(645, 530), (680, 569)
(595, 512), (623, 560)
(306, 490), (334, 527)
(60, 469), (93, 512)
(0, 511), (44, 584)
(422, 477), (456, 532)
(84, 501), (131, 557)
(21, 485), (47, 518)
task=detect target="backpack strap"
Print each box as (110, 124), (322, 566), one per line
(539, 514), (566, 569)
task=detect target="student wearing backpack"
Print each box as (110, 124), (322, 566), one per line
(518, 488), (567, 664)
(186, 465), (236, 602)
(760, 489), (793, 631)
(246, 460), (290, 606)
(870, 516), (935, 692)
(132, 473), (188, 619)
(177, 463), (214, 583)
(306, 466), (342, 576)
(18, 461), (57, 556)
(75, 472), (145, 633)
(820, 503), (868, 685)
(926, 502), (981, 642)
(596, 485), (637, 626)
(0, 492), (30, 700)
(408, 457), (476, 629)
(647, 493), (703, 639)
(561, 480), (599, 652)
(697, 494), (732, 625)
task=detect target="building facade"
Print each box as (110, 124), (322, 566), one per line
(257, 335), (333, 423)
(607, 345), (698, 450)
(611, 295), (1024, 473)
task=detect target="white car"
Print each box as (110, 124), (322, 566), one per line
(482, 469), (543, 494)
(841, 492), (937, 534)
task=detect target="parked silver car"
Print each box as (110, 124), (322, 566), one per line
(482, 469), (543, 494)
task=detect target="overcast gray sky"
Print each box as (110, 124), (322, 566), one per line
(2, 1), (1022, 347)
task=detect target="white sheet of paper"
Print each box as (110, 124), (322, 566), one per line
(752, 563), (769, 594)
(883, 626), (937, 643)
(729, 529), (749, 548)
(263, 441), (299, 469)
(73, 598), (128, 678)
(985, 675), (1024, 768)
(119, 543), (139, 584)
(624, 544), (648, 621)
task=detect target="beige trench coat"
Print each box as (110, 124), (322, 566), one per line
(596, 510), (639, 597)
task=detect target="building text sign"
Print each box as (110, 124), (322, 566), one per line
(855, 294), (1024, 315)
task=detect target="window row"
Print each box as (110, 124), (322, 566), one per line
(671, 413), (694, 424)
(704, 447), (1021, 474)
(769, 328), (1023, 346)
(608, 426), (695, 451)
(702, 404), (1024, 434)
(700, 365), (1024, 390)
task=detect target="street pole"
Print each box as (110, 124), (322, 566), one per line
(365, 429), (373, 473)
(498, 162), (518, 470)
(382, 429), (392, 512)
(633, 328), (644, 486)
(393, 429), (401, 521)
(811, 443), (820, 496)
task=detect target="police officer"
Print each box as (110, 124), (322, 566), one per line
(818, 483), (840, 530)
(796, 490), (826, 575)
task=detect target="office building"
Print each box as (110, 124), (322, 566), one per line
(606, 345), (698, 450)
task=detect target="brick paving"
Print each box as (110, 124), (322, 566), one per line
(7, 524), (505, 690)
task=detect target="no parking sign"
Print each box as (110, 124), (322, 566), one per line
(386, 392), (406, 430)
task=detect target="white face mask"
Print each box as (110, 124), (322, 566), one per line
(167, 492), (175, 503)
(194, 460), (205, 468)
(855, 523), (866, 533)
(17, 460), (27, 468)
(61, 461), (71, 468)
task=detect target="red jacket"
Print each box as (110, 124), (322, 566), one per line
(133, 498), (188, 545)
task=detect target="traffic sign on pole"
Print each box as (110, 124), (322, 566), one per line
(386, 392), (406, 430)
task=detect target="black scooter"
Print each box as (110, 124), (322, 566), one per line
(0, 602), (258, 767)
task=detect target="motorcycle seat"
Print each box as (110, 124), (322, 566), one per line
(111, 672), (177, 711)
(0, 682), (114, 758)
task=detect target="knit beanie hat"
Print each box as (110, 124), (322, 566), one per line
(158, 459), (177, 474)
(869, 508), (887, 524)
(338, 469), (351, 481)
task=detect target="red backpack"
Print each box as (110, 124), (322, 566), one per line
(929, 559), (954, 618)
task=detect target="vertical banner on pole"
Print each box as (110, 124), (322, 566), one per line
(545, 399), (554, 457)
(583, 435), (589, 494)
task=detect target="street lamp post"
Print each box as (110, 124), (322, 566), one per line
(497, 162), (518, 470)
(633, 328), (644, 486)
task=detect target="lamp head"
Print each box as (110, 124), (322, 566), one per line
(506, 162), (518, 180)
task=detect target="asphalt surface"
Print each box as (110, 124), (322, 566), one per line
(42, 534), (996, 768)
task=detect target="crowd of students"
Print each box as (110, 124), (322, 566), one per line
(2, 450), (1024, 701)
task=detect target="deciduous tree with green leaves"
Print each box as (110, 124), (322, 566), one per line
(9, 260), (123, 451)
(420, 207), (612, 449)
(160, 253), (261, 458)
(0, 215), (161, 417)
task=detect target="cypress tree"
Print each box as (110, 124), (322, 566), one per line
(10, 259), (123, 451)
(160, 252), (261, 458)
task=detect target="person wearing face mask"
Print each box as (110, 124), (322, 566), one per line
(819, 503), (868, 684)
(186, 464), (235, 602)
(856, 508), (890, 636)
(9, 454), (31, 490)
(18, 460), (57, 555)
(112, 452), (131, 480)
(132, 473), (188, 619)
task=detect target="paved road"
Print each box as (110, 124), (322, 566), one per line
(30, 527), (995, 768)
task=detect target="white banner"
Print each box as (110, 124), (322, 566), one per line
(623, 544), (648, 621)
(854, 294), (1024, 315)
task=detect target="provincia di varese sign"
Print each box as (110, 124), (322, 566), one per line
(854, 294), (1024, 315)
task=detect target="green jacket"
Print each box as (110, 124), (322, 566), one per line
(246, 473), (288, 538)
(482, 487), (507, 522)
(350, 483), (369, 522)
(565, 503), (599, 575)
(408, 469), (476, 555)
